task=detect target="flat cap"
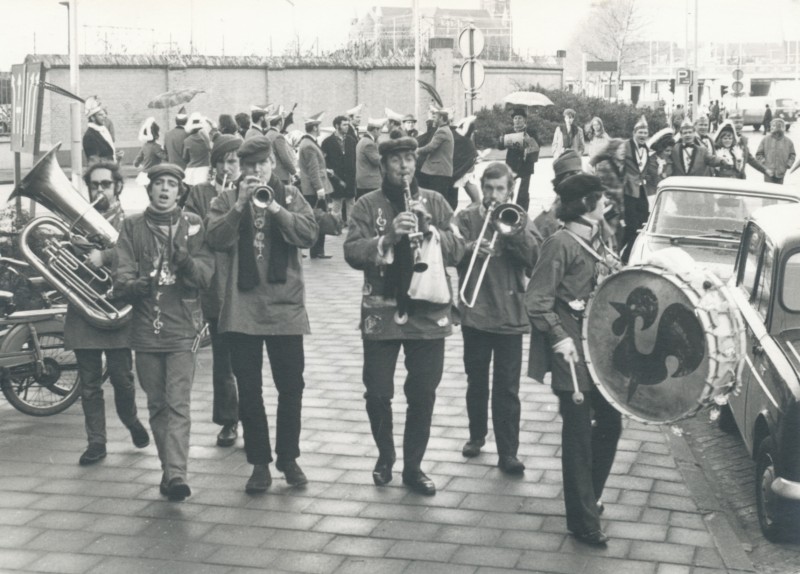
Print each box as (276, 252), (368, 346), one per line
(378, 129), (418, 156)
(211, 134), (242, 166)
(147, 163), (185, 183)
(237, 135), (272, 163)
(552, 149), (583, 177)
(555, 173), (604, 203)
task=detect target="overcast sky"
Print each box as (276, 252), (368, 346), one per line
(3, 0), (799, 70)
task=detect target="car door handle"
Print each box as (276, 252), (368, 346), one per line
(752, 343), (764, 356)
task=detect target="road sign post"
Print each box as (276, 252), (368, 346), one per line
(731, 68), (744, 110)
(458, 24), (484, 116)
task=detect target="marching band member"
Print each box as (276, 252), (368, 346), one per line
(455, 162), (539, 473)
(344, 130), (465, 496)
(525, 173), (622, 546)
(68, 161), (149, 467)
(113, 163), (215, 501)
(206, 136), (318, 493)
(264, 110), (297, 186)
(183, 134), (243, 448)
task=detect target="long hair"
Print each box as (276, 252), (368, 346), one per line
(556, 190), (603, 222)
(585, 116), (605, 141)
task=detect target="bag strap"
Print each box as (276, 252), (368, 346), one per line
(563, 228), (620, 266)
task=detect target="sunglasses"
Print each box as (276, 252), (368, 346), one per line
(88, 180), (114, 191)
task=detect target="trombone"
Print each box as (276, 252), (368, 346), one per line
(458, 201), (527, 308)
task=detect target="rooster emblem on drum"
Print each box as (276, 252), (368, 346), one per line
(609, 286), (704, 401)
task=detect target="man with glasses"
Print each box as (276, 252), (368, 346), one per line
(66, 161), (150, 467)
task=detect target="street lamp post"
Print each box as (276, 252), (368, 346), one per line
(59, 0), (82, 189)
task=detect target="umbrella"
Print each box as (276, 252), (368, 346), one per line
(147, 88), (205, 109)
(500, 91), (554, 107)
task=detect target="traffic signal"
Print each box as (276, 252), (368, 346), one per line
(721, 85), (729, 97)
(669, 79), (676, 94)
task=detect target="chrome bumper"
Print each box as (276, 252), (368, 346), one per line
(772, 477), (800, 500)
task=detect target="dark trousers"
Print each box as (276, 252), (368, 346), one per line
(304, 194), (326, 257)
(764, 174), (785, 184)
(227, 333), (305, 465)
(462, 326), (522, 456)
(620, 191), (649, 263)
(557, 389), (622, 534)
(77, 348), (138, 446)
(362, 338), (444, 474)
(417, 173), (455, 209)
(515, 174), (531, 213)
(208, 319), (238, 426)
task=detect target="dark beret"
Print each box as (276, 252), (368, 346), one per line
(147, 163), (184, 183)
(378, 129), (418, 157)
(211, 134), (242, 166)
(555, 173), (604, 203)
(237, 135), (272, 163)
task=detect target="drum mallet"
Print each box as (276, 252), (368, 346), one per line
(568, 357), (584, 405)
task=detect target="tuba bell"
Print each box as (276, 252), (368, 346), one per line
(10, 143), (132, 330)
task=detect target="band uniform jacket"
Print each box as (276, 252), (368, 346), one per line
(82, 127), (115, 163)
(182, 132), (211, 168)
(455, 203), (538, 335)
(666, 141), (723, 177)
(343, 185), (465, 340)
(321, 133), (355, 198)
(164, 127), (188, 168)
(417, 126), (454, 177)
(205, 184), (318, 336)
(183, 181), (229, 320)
(499, 126), (540, 177)
(245, 126), (264, 140)
(356, 133), (382, 191)
(265, 127), (297, 183)
(113, 211), (215, 353)
(298, 135), (333, 197)
(622, 139), (658, 199)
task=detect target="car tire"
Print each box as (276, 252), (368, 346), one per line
(755, 436), (800, 542)
(717, 404), (738, 434)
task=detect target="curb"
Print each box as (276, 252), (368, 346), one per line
(665, 427), (756, 573)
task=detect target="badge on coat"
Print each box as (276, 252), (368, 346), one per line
(364, 314), (382, 335)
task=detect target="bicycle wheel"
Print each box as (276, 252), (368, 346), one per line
(1, 331), (81, 416)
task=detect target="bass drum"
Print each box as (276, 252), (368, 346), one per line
(582, 264), (745, 424)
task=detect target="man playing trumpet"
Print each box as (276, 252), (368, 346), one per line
(206, 136), (318, 493)
(455, 162), (539, 473)
(344, 130), (464, 496)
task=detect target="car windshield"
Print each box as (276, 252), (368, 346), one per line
(783, 252), (800, 311)
(650, 190), (793, 239)
(776, 98), (795, 108)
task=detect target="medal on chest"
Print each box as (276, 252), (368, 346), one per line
(253, 211), (266, 260)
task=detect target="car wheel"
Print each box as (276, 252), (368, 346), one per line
(755, 437), (800, 542)
(717, 404), (738, 434)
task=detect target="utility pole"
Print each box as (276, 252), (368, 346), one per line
(60, 0), (82, 189)
(692, 0), (699, 119)
(414, 0), (420, 124)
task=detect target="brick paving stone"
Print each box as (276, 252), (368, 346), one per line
(261, 529), (334, 552)
(515, 550), (588, 574)
(142, 539), (221, 562)
(360, 501), (429, 521)
(86, 514), (154, 536)
(479, 512), (545, 532)
(386, 540), (461, 562)
(83, 533), (156, 558)
(601, 503), (643, 522)
(87, 556), (230, 574)
(629, 464), (685, 482)
(605, 520), (668, 541)
(618, 489), (651, 506)
(137, 517), (214, 540)
(271, 549), (346, 574)
(667, 511), (707, 530)
(636, 452), (679, 468)
(0, 491), (42, 508)
(0, 548), (41, 570)
(201, 524), (276, 547)
(582, 556), (658, 574)
(460, 493), (524, 513)
(639, 508), (670, 524)
(28, 494), (95, 511)
(517, 497), (569, 516)
(558, 536), (634, 560)
(403, 561), (478, 574)
(312, 515), (381, 536)
(693, 547), (726, 569)
(303, 498), (368, 517)
(665, 526), (715, 548)
(628, 541), (696, 564)
(496, 530), (565, 551)
(648, 493), (699, 513)
(204, 546), (282, 569)
(27, 509), (98, 530)
(24, 529), (103, 553)
(323, 535), (395, 557)
(422, 507), (485, 526)
(333, 557), (409, 574)
(450, 546), (522, 568)
(0, 508), (41, 525)
(195, 505), (265, 526)
(371, 519), (440, 541)
(25, 551), (105, 573)
(652, 480), (692, 497)
(605, 474), (654, 492)
(435, 525), (503, 545)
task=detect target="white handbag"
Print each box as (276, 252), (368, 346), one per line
(408, 228), (451, 304)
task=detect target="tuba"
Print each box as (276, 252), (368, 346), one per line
(10, 143), (132, 329)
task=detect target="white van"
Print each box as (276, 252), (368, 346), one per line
(723, 96), (797, 130)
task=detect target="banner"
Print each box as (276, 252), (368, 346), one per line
(10, 62), (46, 155)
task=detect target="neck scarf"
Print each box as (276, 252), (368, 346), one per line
(237, 174), (293, 291)
(381, 178), (419, 318)
(144, 206), (181, 279)
(88, 122), (116, 155)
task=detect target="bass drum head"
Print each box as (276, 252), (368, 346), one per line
(583, 266), (709, 424)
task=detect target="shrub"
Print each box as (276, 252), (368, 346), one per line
(473, 86), (668, 150)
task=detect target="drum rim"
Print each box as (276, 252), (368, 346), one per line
(582, 264), (712, 425)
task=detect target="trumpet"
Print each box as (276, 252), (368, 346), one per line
(459, 201), (527, 308)
(252, 184), (274, 209)
(403, 175), (428, 273)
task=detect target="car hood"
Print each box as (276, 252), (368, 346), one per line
(630, 235), (739, 282)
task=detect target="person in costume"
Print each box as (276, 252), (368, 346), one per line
(83, 96), (122, 164)
(666, 118), (727, 178)
(416, 109), (455, 208)
(298, 112), (332, 259)
(182, 113), (212, 185)
(164, 107), (189, 169)
(618, 116), (653, 262)
(134, 118), (167, 186)
(498, 108), (541, 213)
(356, 118), (384, 199)
(713, 120), (760, 179)
(264, 109), (298, 186)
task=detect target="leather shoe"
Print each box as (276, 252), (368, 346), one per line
(462, 439), (485, 458)
(402, 471), (436, 496)
(498, 455), (525, 475)
(275, 459), (308, 487)
(573, 529), (609, 546)
(79, 444), (107, 466)
(372, 459), (394, 486)
(129, 420), (150, 448)
(166, 477), (191, 502)
(159, 475), (169, 496)
(245, 464), (272, 493)
(216, 423), (238, 447)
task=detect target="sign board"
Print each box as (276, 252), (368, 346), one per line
(586, 61), (617, 72)
(458, 25), (485, 59)
(460, 60), (485, 92)
(732, 68), (743, 81)
(676, 68), (693, 85)
(731, 81), (744, 94)
(10, 63), (46, 155)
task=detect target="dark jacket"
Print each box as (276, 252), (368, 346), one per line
(134, 141), (167, 171)
(182, 132), (211, 168)
(298, 135), (332, 197)
(83, 126), (115, 163)
(164, 127), (188, 168)
(321, 132), (355, 198)
(666, 141), (723, 177)
(499, 126), (540, 177)
(622, 138), (658, 198)
(356, 133), (382, 190)
(265, 127), (297, 182)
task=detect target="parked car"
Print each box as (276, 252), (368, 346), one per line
(723, 96), (797, 130)
(627, 176), (800, 281)
(725, 203), (800, 541)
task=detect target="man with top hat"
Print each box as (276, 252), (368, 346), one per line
(83, 96), (122, 164)
(344, 130), (465, 496)
(666, 118), (726, 178)
(164, 107), (189, 169)
(183, 134), (243, 448)
(322, 115), (356, 224)
(298, 112), (333, 258)
(403, 114), (419, 138)
(525, 172), (623, 546)
(264, 109), (297, 186)
(456, 162), (539, 474)
(69, 160), (150, 467)
(113, 163), (215, 501)
(416, 108), (455, 208)
(206, 136), (318, 493)
(498, 107), (541, 213)
(356, 118), (384, 199)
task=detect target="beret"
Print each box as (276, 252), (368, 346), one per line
(237, 135), (272, 163)
(211, 134), (242, 166)
(552, 149), (582, 177)
(378, 129), (418, 157)
(555, 173), (604, 203)
(147, 163), (185, 183)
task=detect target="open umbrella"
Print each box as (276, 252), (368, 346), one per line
(500, 91), (554, 107)
(147, 88), (205, 109)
